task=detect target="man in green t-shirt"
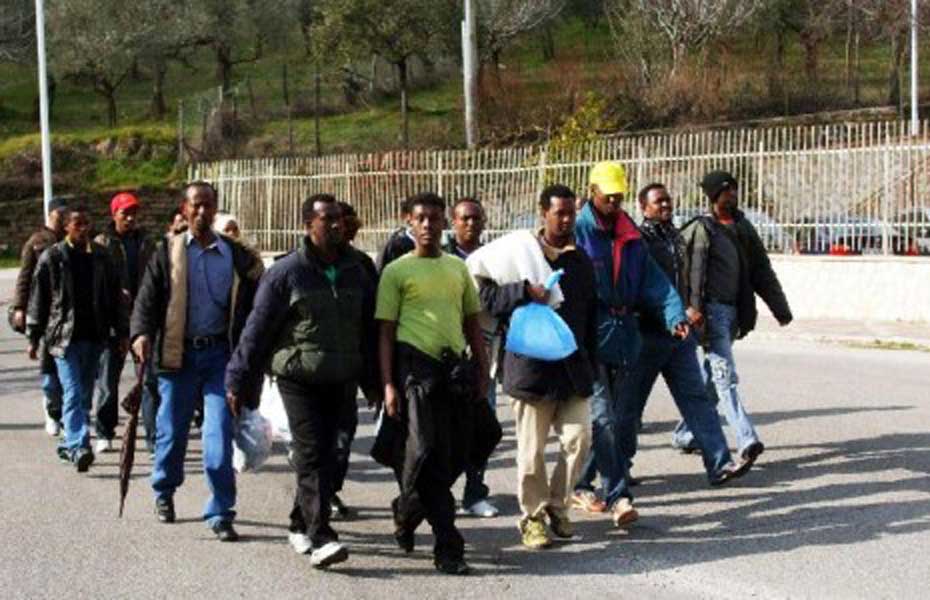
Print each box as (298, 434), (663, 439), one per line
(375, 192), (489, 576)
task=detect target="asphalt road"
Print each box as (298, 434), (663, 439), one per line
(1, 270), (928, 599)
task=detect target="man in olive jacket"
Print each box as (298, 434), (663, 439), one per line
(12, 197), (69, 435)
(674, 171), (793, 466)
(225, 194), (378, 568)
(131, 182), (264, 542)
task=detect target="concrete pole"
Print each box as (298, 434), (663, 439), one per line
(911, 0), (919, 136)
(34, 0), (53, 218)
(463, 0), (479, 149)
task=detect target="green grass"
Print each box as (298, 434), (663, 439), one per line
(0, 255), (19, 269)
(838, 339), (930, 353)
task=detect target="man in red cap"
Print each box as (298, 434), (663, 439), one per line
(92, 192), (158, 453)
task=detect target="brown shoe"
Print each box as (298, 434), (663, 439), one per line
(710, 460), (752, 487)
(571, 490), (608, 514)
(545, 508), (575, 539)
(611, 498), (639, 527)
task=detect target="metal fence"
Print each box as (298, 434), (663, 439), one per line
(190, 119), (930, 256)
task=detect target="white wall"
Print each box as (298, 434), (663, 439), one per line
(769, 256), (930, 322)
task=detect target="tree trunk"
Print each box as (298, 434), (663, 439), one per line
(314, 66), (322, 157)
(888, 31), (907, 108)
(853, 30), (861, 105)
(398, 59), (409, 147)
(150, 60), (168, 120)
(98, 80), (118, 127)
(540, 24), (555, 62)
(282, 63), (290, 107)
(800, 31), (820, 85)
(767, 28), (786, 102)
(216, 44), (233, 93)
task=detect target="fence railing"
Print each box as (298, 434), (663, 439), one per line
(190, 119), (930, 257)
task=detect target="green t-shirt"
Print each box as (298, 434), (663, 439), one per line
(375, 253), (480, 359)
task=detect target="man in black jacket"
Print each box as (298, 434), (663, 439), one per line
(674, 171), (793, 466)
(12, 197), (69, 436)
(375, 198), (415, 271)
(91, 192), (158, 453)
(226, 194), (378, 568)
(475, 184), (597, 550)
(619, 184), (750, 486)
(131, 181), (264, 542)
(26, 206), (128, 472)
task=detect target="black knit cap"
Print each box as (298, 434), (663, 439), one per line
(700, 171), (738, 201)
(48, 197), (69, 212)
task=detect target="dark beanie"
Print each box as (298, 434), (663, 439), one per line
(48, 197), (69, 212)
(701, 171), (738, 201)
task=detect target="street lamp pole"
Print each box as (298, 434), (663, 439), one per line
(462, 0), (479, 149)
(911, 0), (919, 136)
(34, 0), (53, 217)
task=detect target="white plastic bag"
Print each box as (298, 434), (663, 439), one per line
(259, 377), (292, 442)
(233, 408), (274, 473)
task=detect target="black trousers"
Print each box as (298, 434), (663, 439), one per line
(392, 385), (465, 561)
(278, 378), (352, 546)
(333, 384), (360, 494)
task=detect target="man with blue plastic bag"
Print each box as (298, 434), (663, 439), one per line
(468, 184), (598, 549)
(572, 162), (690, 528)
(226, 194), (378, 568)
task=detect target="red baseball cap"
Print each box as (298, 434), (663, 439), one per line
(110, 192), (140, 216)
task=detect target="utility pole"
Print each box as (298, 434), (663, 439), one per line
(34, 0), (53, 217)
(462, 0), (479, 149)
(911, 0), (919, 136)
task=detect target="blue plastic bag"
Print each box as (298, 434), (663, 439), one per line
(505, 269), (578, 361)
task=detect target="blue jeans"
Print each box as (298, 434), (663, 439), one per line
(575, 364), (633, 507)
(54, 341), (103, 458)
(151, 343), (236, 527)
(462, 381), (496, 507)
(621, 331), (732, 481)
(672, 302), (760, 455)
(41, 367), (63, 422)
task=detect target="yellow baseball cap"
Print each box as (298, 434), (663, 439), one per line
(589, 161), (629, 195)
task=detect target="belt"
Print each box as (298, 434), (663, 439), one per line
(185, 334), (226, 350)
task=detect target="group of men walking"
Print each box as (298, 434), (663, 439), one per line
(12, 161), (791, 575)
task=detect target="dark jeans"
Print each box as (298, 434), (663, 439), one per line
(93, 341), (125, 440)
(575, 364), (633, 507)
(333, 384), (360, 494)
(279, 378), (350, 546)
(462, 382), (496, 507)
(620, 331), (733, 481)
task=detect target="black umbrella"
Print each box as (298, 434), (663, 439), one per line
(118, 361), (146, 518)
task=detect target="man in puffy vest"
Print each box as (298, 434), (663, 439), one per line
(226, 194), (378, 568)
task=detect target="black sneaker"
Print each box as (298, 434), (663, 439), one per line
(434, 557), (471, 576)
(331, 494), (352, 519)
(57, 446), (70, 464)
(155, 497), (176, 523)
(710, 460), (752, 487)
(740, 441), (765, 467)
(211, 521), (239, 542)
(74, 448), (95, 473)
(391, 497), (414, 553)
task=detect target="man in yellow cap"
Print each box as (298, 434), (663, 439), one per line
(572, 161), (689, 527)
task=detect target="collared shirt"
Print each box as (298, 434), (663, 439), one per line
(536, 228), (577, 262)
(185, 232), (233, 337)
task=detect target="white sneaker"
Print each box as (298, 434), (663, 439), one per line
(288, 532), (313, 555)
(461, 499), (500, 518)
(310, 541), (349, 568)
(94, 438), (113, 454)
(44, 415), (60, 437)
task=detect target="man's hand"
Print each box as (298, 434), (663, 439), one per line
(673, 322), (690, 340)
(12, 309), (25, 332)
(525, 282), (550, 305)
(686, 306), (704, 326)
(132, 335), (151, 363)
(477, 377), (489, 403)
(384, 383), (400, 419)
(226, 391), (242, 418)
(27, 343), (38, 361)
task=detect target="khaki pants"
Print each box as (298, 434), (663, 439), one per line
(512, 396), (591, 523)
